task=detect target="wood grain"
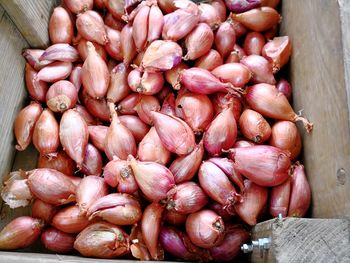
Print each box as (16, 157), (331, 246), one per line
(280, 0), (350, 218)
(251, 218), (350, 263)
(0, 0), (58, 47)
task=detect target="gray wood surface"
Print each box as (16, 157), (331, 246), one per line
(0, 0), (58, 47)
(280, 0), (350, 218)
(250, 218), (350, 263)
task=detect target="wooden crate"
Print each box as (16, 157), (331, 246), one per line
(0, 0), (349, 262)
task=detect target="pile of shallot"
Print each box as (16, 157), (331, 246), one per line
(0, 0), (312, 261)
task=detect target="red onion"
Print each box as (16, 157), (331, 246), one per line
(164, 62), (189, 90)
(270, 121), (302, 160)
(160, 226), (211, 261)
(23, 49), (52, 71)
(186, 209), (225, 249)
(241, 54), (276, 84)
(225, 44), (246, 63)
(166, 182), (208, 214)
(210, 0), (227, 22)
(270, 177), (291, 217)
(245, 83), (313, 132)
(169, 140), (204, 183)
(261, 0), (280, 8)
(194, 49), (223, 71)
(133, 5), (150, 51)
(117, 93), (139, 115)
(105, 26), (123, 61)
(198, 3), (221, 30)
(151, 111), (195, 155)
(147, 5), (164, 43)
(225, 0), (261, 13)
(46, 80), (78, 112)
(288, 163), (311, 217)
(64, 0), (93, 14)
(229, 145), (291, 186)
(76, 10), (108, 45)
(37, 150), (75, 176)
(184, 23), (214, 60)
(70, 64), (82, 93)
(0, 216), (44, 250)
(88, 193), (142, 225)
(40, 44), (79, 62)
(262, 36), (292, 72)
(31, 199), (57, 223)
(81, 89), (110, 122)
(209, 201), (235, 222)
(103, 158), (138, 194)
(128, 69), (164, 95)
(134, 95), (160, 124)
(199, 161), (241, 213)
(239, 109), (271, 143)
(105, 12), (125, 31)
(41, 227), (75, 253)
(156, 84), (173, 102)
(141, 40), (182, 71)
(130, 225), (152, 261)
(14, 102), (43, 151)
(175, 90), (214, 134)
(209, 224), (250, 261)
(204, 103), (237, 156)
(105, 103), (137, 160)
(243, 31), (266, 55)
(33, 109), (59, 155)
(211, 93), (242, 122)
(49, 7), (73, 44)
(81, 143), (103, 176)
(121, 24), (137, 65)
(36, 61), (72, 83)
(88, 125), (108, 151)
(276, 78), (292, 100)
(52, 205), (89, 234)
(128, 155), (175, 202)
(75, 104), (99, 125)
(141, 202), (165, 260)
(107, 63), (131, 103)
(230, 20), (247, 38)
(161, 93), (176, 116)
(106, 0), (125, 20)
(234, 139), (255, 148)
(215, 21), (236, 59)
(119, 115), (150, 142)
(212, 63), (252, 87)
(158, 0), (176, 14)
(77, 39), (108, 61)
(138, 127), (172, 165)
(231, 7), (281, 32)
(60, 109), (89, 168)
(164, 210), (187, 226)
(234, 179), (268, 225)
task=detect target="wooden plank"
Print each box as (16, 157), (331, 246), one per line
(250, 218), (350, 263)
(0, 0), (58, 47)
(280, 0), (350, 218)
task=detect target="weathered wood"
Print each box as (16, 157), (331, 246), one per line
(280, 0), (350, 218)
(0, 0), (58, 47)
(250, 218), (350, 263)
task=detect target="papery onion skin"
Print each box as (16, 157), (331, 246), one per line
(119, 115), (150, 142)
(105, 12), (125, 31)
(81, 90), (110, 122)
(75, 104), (99, 126)
(41, 227), (75, 253)
(211, 63), (252, 87)
(211, 93), (242, 122)
(209, 201), (235, 222)
(234, 180), (268, 226)
(76, 10), (108, 45)
(121, 24), (137, 65)
(225, 44), (246, 63)
(64, 0), (93, 14)
(186, 209), (225, 249)
(40, 44), (79, 62)
(161, 93), (176, 116)
(215, 21), (236, 59)
(0, 216), (44, 250)
(77, 39), (108, 61)
(239, 109), (271, 143)
(25, 63), (48, 102)
(241, 55), (276, 84)
(133, 5), (150, 52)
(87, 125), (108, 152)
(147, 5), (164, 44)
(36, 61), (72, 83)
(31, 199), (57, 223)
(117, 93), (139, 115)
(49, 7), (73, 44)
(23, 49), (52, 71)
(262, 36), (292, 73)
(270, 177), (291, 217)
(164, 210), (188, 226)
(46, 80), (78, 113)
(276, 78), (292, 101)
(81, 143), (103, 176)
(243, 31), (266, 55)
(14, 102), (43, 151)
(194, 49), (223, 71)
(225, 0), (261, 13)
(52, 205), (89, 234)
(107, 63), (131, 103)
(70, 65), (83, 93)
(106, 0), (125, 20)
(164, 62), (189, 90)
(229, 145), (291, 187)
(105, 26), (123, 61)
(135, 95), (161, 125)
(37, 151), (75, 177)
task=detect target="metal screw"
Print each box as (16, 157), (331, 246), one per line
(241, 237), (271, 257)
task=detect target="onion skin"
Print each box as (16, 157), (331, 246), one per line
(276, 78), (292, 101)
(231, 7), (281, 32)
(141, 202), (165, 260)
(105, 12), (125, 31)
(31, 199), (57, 223)
(169, 140), (204, 183)
(60, 109), (89, 168)
(211, 0), (227, 22)
(74, 222), (130, 259)
(130, 225), (152, 261)
(186, 209), (225, 249)
(199, 161), (241, 213)
(37, 151), (75, 177)
(49, 7), (73, 44)
(211, 63), (252, 87)
(261, 0), (280, 8)
(106, 0), (125, 20)
(288, 163), (311, 217)
(77, 39), (108, 61)
(270, 121), (302, 160)
(70, 65), (83, 93)
(234, 139), (255, 148)
(215, 21), (236, 59)
(33, 109), (59, 155)
(164, 210), (187, 226)
(209, 224), (250, 261)
(184, 23), (214, 61)
(270, 177), (291, 217)
(194, 49), (223, 71)
(88, 193), (142, 225)
(81, 90), (110, 122)
(147, 5), (164, 43)
(166, 182), (208, 214)
(87, 125), (107, 151)
(161, 93), (176, 116)
(52, 205), (89, 234)
(82, 42), (110, 99)
(230, 20), (247, 38)
(128, 155), (175, 202)
(198, 3), (221, 30)
(239, 109), (271, 143)
(121, 24), (137, 65)
(234, 180), (268, 225)
(229, 145), (291, 186)
(105, 26), (123, 61)
(151, 111), (195, 155)
(25, 63), (48, 101)
(135, 95), (161, 125)
(164, 62), (189, 90)
(0, 217), (44, 250)
(64, 0), (93, 14)
(211, 93), (242, 122)
(76, 10), (108, 45)
(107, 63), (131, 103)
(209, 201), (235, 222)
(128, 69), (164, 95)
(160, 226), (211, 261)
(225, 0), (261, 13)
(133, 5), (150, 52)
(40, 44), (79, 62)
(245, 83), (313, 132)
(117, 93), (139, 115)
(225, 44), (246, 63)
(23, 49), (52, 71)
(204, 104), (237, 156)
(46, 80), (78, 113)
(243, 31), (266, 55)
(138, 127), (172, 165)
(241, 55), (276, 84)
(262, 36), (292, 73)
(41, 227), (75, 253)
(36, 61), (72, 83)
(75, 104), (99, 126)
(103, 159), (138, 194)
(119, 115), (150, 142)
(158, 0), (176, 14)
(14, 102), (43, 151)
